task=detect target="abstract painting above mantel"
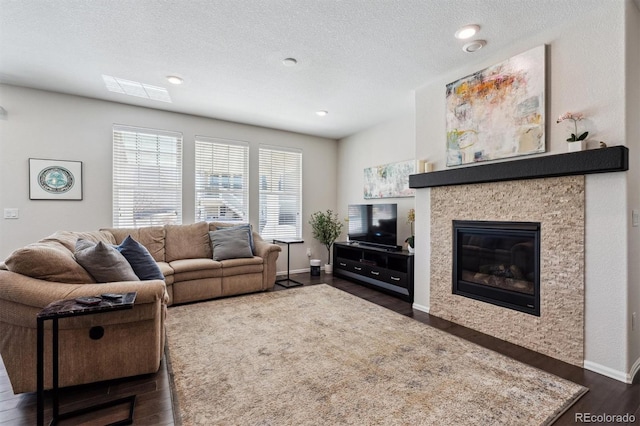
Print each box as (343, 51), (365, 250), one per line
(364, 159), (415, 199)
(446, 45), (546, 166)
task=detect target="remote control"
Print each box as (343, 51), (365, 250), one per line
(101, 293), (122, 300)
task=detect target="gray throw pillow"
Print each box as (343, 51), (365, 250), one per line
(211, 223), (255, 253)
(209, 227), (254, 261)
(223, 224), (255, 254)
(75, 239), (140, 283)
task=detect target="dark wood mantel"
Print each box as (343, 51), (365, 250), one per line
(409, 146), (629, 189)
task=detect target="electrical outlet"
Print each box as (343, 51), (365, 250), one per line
(633, 312), (637, 331)
(3, 208), (19, 219)
(633, 210), (639, 227)
(306, 248), (312, 257)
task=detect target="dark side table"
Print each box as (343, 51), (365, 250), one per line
(273, 238), (304, 288)
(37, 292), (137, 426)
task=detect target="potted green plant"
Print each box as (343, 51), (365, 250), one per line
(309, 209), (344, 273)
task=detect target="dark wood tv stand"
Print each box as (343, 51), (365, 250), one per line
(333, 242), (414, 302)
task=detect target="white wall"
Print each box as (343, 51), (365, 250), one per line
(414, 3), (634, 381)
(337, 109), (416, 248)
(625, 0), (640, 381)
(0, 85), (338, 274)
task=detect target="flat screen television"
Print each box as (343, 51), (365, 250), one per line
(348, 203), (398, 250)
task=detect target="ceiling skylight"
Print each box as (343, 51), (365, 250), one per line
(102, 75), (172, 103)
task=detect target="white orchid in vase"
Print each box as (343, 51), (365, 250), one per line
(556, 112), (588, 142)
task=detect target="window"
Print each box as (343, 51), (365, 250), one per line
(195, 137), (249, 223)
(259, 146), (302, 240)
(113, 125), (183, 228)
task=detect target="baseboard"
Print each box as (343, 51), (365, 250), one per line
(276, 268), (309, 276)
(629, 356), (640, 384)
(412, 302), (429, 313)
(583, 360), (633, 383)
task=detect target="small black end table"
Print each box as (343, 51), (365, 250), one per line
(37, 292), (137, 426)
(273, 238), (304, 288)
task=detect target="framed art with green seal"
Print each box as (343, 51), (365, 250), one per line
(29, 158), (83, 200)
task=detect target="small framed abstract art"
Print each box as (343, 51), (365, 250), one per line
(29, 158), (83, 200)
(364, 159), (415, 199)
(446, 45), (546, 166)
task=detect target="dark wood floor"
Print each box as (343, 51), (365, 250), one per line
(1, 273), (638, 425)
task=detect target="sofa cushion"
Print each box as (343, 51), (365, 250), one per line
(42, 230), (116, 252)
(169, 258), (221, 274)
(116, 236), (164, 281)
(157, 261), (175, 285)
(209, 227), (254, 261)
(75, 240), (140, 283)
(169, 258), (221, 282)
(157, 261), (174, 277)
(102, 226), (165, 262)
(165, 222), (212, 262)
(219, 257), (263, 276)
(4, 240), (96, 283)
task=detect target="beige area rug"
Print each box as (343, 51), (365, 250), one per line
(165, 284), (587, 425)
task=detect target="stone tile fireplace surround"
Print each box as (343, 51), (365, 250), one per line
(430, 176), (584, 366)
(409, 147), (629, 367)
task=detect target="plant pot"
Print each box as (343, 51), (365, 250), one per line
(324, 263), (333, 274)
(567, 140), (586, 152)
(408, 246), (415, 254)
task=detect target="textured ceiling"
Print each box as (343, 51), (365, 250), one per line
(0, 0), (615, 139)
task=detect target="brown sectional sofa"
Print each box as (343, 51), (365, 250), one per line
(104, 221), (281, 305)
(0, 221), (281, 394)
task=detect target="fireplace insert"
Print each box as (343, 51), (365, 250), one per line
(452, 220), (540, 316)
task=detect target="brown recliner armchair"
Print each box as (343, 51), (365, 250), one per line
(0, 230), (167, 394)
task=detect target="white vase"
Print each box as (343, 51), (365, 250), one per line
(408, 246), (415, 254)
(567, 140), (586, 152)
(324, 263), (333, 274)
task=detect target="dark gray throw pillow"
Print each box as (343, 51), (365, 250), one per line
(75, 239), (140, 283)
(116, 235), (164, 281)
(209, 227), (254, 261)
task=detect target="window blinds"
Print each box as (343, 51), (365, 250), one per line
(195, 137), (249, 223)
(112, 125), (183, 228)
(258, 146), (302, 240)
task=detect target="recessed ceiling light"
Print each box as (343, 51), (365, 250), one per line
(462, 40), (486, 53)
(282, 58), (298, 67)
(316, 110), (328, 117)
(455, 24), (480, 40)
(166, 75), (184, 85)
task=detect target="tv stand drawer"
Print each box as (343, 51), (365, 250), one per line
(336, 258), (372, 275)
(334, 242), (414, 302)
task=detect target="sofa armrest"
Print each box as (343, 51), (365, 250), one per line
(0, 269), (167, 394)
(251, 234), (281, 289)
(253, 236), (282, 261)
(0, 269), (167, 310)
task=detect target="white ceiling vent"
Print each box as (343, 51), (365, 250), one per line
(102, 75), (172, 103)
